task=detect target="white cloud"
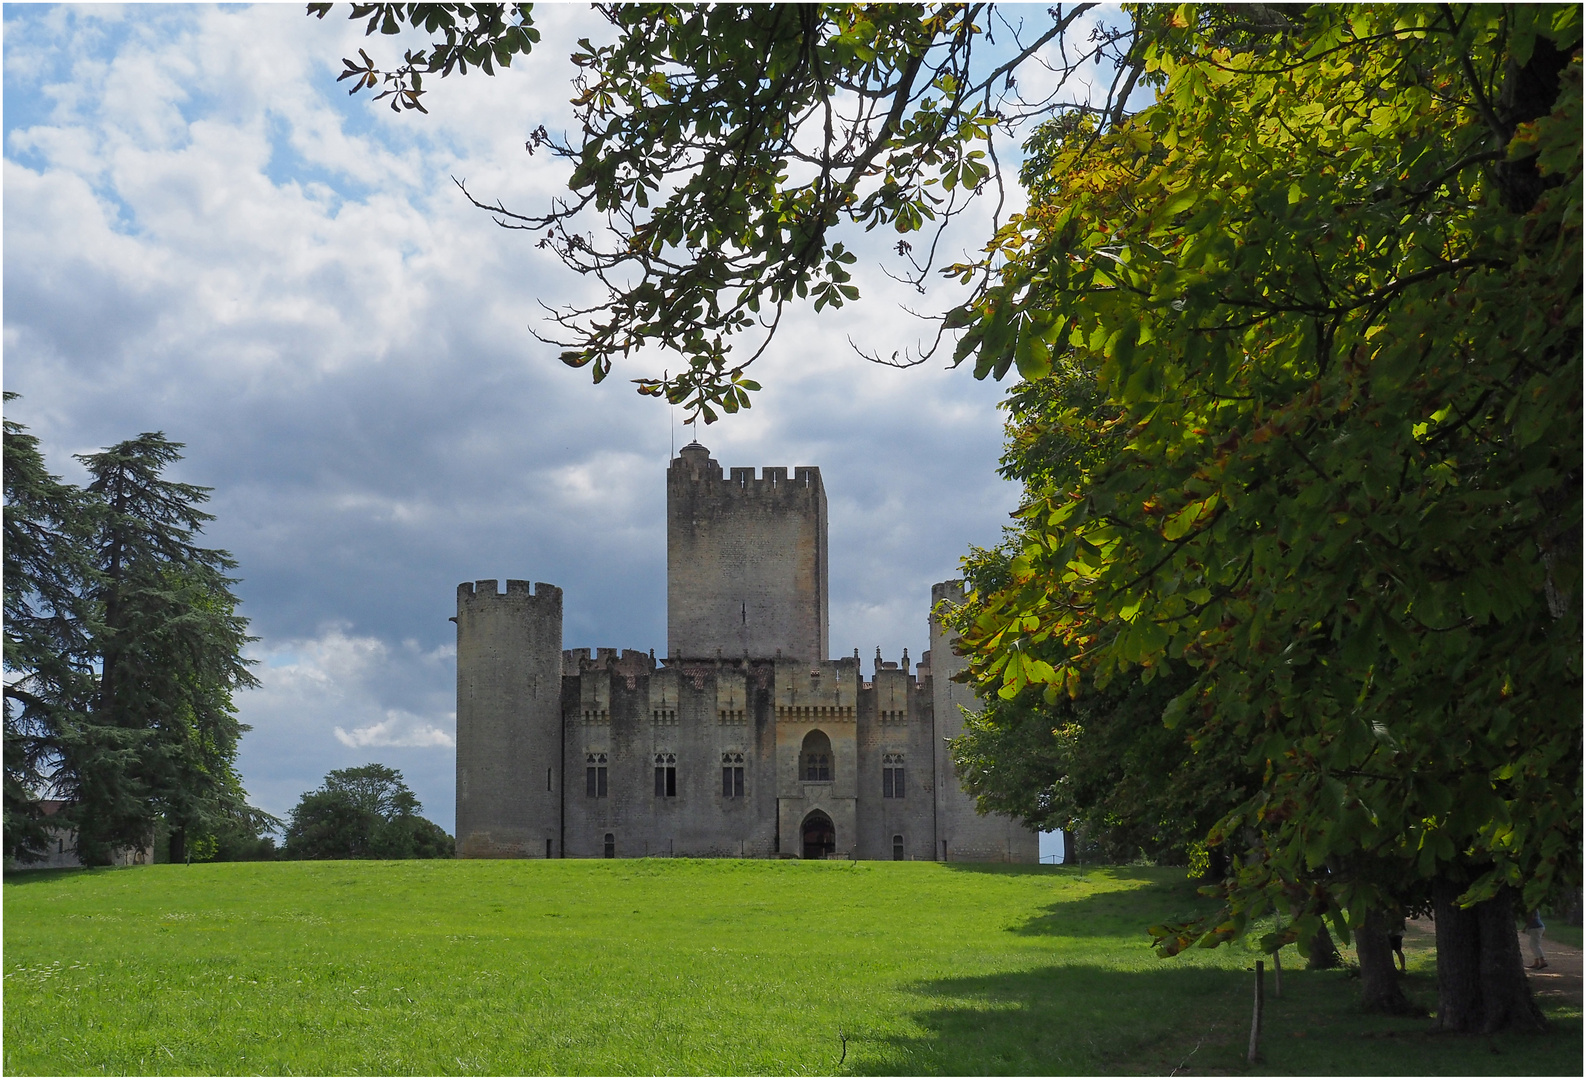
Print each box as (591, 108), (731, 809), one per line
(230, 627), (458, 825)
(335, 711), (455, 750)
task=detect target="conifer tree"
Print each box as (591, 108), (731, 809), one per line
(67, 434), (265, 864)
(3, 395), (98, 863)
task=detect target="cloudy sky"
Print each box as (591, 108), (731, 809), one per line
(5, 4), (1119, 845)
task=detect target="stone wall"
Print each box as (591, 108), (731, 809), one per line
(561, 652), (782, 858)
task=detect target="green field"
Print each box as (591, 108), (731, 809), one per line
(4, 860), (1579, 1075)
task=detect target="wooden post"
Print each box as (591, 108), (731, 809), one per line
(1272, 948), (1283, 998)
(1247, 961), (1265, 1065)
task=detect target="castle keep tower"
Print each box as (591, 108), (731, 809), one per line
(667, 443), (828, 661)
(455, 579), (563, 857)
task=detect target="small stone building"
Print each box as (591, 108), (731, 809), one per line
(454, 442), (1036, 862)
(2, 801), (153, 870)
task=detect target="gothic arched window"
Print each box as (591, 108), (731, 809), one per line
(654, 753), (677, 797)
(801, 729), (832, 782)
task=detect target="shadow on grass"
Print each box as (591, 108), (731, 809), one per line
(848, 962), (1244, 1075)
(1008, 872), (1219, 939)
(848, 963), (1583, 1077)
(939, 862), (1163, 882)
(3, 866), (111, 885)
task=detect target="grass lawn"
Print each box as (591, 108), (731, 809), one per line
(1545, 920), (1582, 952)
(4, 859), (1580, 1075)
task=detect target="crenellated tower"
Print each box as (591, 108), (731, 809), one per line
(455, 579), (563, 857)
(667, 442), (828, 662)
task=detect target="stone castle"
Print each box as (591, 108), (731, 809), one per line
(454, 441), (1037, 862)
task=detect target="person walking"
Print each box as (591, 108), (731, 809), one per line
(1524, 909), (1547, 970)
(1388, 913), (1407, 973)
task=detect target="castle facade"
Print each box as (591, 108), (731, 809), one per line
(454, 442), (1037, 862)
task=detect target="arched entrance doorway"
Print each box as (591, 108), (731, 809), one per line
(802, 810), (836, 860)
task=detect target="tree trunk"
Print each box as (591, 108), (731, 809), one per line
(170, 826), (186, 865)
(1433, 877), (1546, 1033)
(1307, 923), (1341, 969)
(1476, 888), (1545, 1033)
(1199, 843), (1230, 885)
(1357, 908), (1417, 1014)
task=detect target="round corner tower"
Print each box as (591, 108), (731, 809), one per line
(455, 579), (563, 858)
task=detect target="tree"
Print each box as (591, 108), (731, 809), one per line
(315, 3), (1581, 1031)
(62, 434), (267, 864)
(948, 6), (1580, 1031)
(311, 2), (1130, 419)
(4, 409), (271, 866)
(283, 764), (454, 860)
(3, 395), (98, 863)
(953, 548), (1251, 868)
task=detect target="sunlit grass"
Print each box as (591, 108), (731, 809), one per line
(4, 860), (1579, 1075)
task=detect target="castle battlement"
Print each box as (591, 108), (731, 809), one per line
(930, 579), (969, 607)
(667, 442), (828, 662)
(563, 647), (657, 679)
(458, 579), (561, 605)
(673, 453), (822, 497)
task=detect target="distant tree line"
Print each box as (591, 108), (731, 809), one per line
(4, 393), (275, 865)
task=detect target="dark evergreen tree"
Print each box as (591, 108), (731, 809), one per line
(3, 395), (99, 863)
(283, 764), (454, 860)
(7, 407), (272, 865)
(66, 433), (266, 864)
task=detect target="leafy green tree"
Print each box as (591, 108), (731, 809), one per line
(949, 6), (1579, 1031)
(3, 396), (98, 863)
(6, 415), (270, 866)
(283, 764), (454, 860)
(950, 368), (1256, 869)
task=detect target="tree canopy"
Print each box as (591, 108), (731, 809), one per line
(282, 764), (454, 860)
(3, 403), (271, 865)
(311, 1), (1131, 419)
(948, 4), (1580, 1031)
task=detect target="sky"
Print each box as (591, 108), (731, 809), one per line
(4, 4), (1120, 851)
